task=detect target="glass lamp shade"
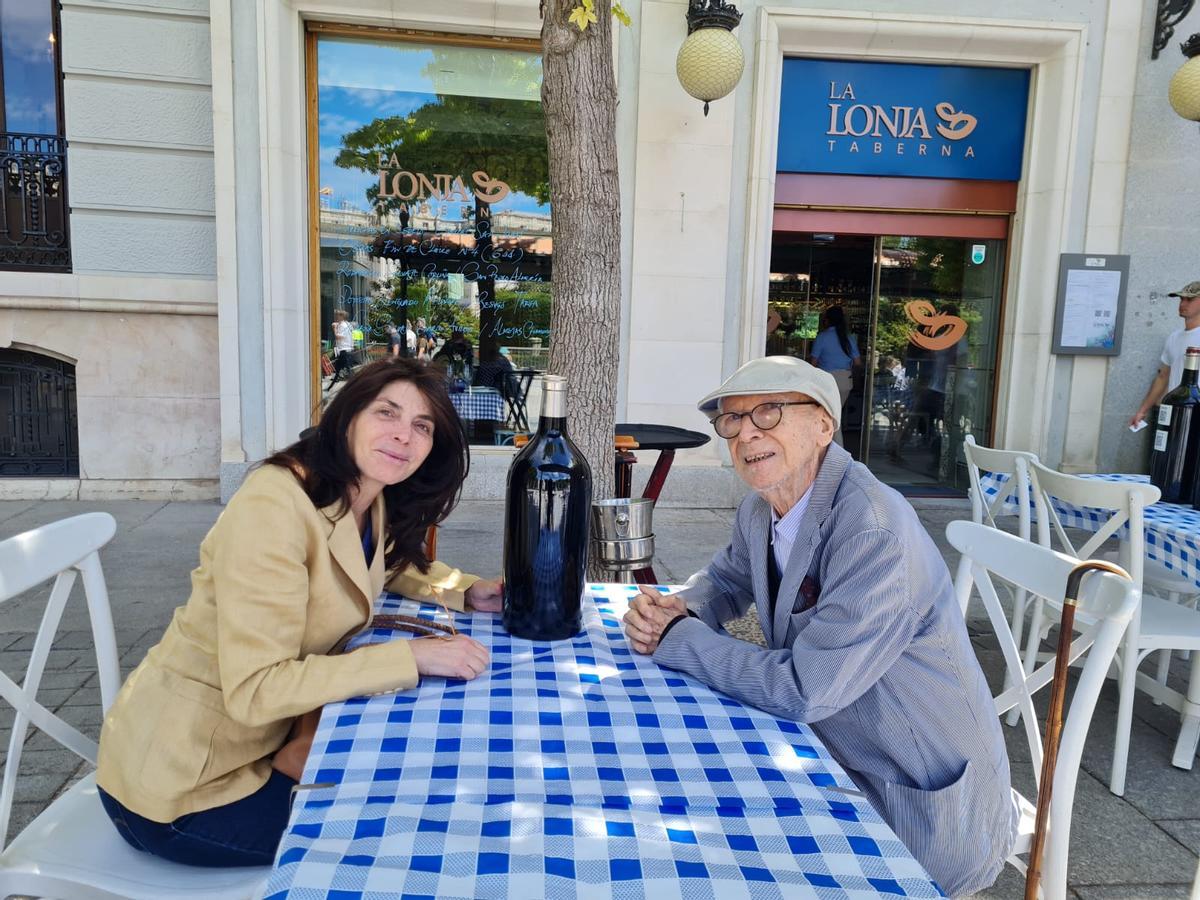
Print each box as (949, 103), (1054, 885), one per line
(676, 27), (744, 113)
(1169, 54), (1200, 121)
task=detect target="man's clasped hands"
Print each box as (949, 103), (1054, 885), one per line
(622, 586), (689, 655)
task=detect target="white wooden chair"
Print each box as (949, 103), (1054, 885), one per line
(0, 513), (269, 899)
(959, 436), (1046, 726)
(1028, 462), (1200, 795)
(948, 520), (1138, 900)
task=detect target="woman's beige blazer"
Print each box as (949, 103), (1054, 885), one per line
(96, 464), (479, 823)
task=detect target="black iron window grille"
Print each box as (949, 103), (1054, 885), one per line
(0, 132), (70, 272)
(0, 349), (79, 477)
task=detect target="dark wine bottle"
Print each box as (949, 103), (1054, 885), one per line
(1150, 346), (1200, 502)
(502, 375), (593, 641)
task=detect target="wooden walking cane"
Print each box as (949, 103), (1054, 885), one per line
(1024, 559), (1130, 900)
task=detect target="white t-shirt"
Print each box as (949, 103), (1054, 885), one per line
(333, 320), (354, 353)
(1161, 325), (1200, 389)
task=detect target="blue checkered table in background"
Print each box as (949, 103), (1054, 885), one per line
(979, 472), (1200, 590)
(264, 585), (943, 899)
(449, 387), (504, 422)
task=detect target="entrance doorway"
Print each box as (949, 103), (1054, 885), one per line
(767, 231), (1006, 493)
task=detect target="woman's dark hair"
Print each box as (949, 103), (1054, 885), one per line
(825, 306), (852, 358)
(262, 358), (468, 574)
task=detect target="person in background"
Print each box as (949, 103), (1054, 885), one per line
(1130, 281), (1200, 427)
(387, 323), (403, 358)
(433, 328), (476, 381)
(808, 306), (860, 444)
(95, 359), (503, 868)
(473, 345), (515, 391)
(329, 309), (355, 385)
(622, 356), (1016, 898)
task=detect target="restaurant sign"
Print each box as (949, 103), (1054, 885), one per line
(777, 58), (1030, 181)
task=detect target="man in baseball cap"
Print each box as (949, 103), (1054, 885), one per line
(623, 356), (1016, 897)
(1131, 281), (1200, 428)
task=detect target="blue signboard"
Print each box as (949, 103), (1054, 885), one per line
(777, 58), (1030, 181)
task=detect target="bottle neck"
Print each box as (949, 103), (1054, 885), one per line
(1184, 364), (1200, 386)
(536, 414), (568, 433)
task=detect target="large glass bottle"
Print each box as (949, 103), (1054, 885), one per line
(502, 375), (593, 640)
(1150, 346), (1200, 502)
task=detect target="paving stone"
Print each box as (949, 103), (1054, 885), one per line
(6, 801), (43, 839)
(32, 669), (94, 693)
(61, 685), (102, 708)
(1063, 769), (1196, 886)
(1158, 820), (1200, 856)
(1075, 886), (1193, 899)
(13, 747), (85, 776)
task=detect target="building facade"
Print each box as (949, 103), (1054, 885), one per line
(0, 0), (1196, 503)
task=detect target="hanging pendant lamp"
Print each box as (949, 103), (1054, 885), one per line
(675, 0), (744, 117)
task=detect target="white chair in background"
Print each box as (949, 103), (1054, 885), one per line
(0, 513), (269, 899)
(1028, 462), (1200, 796)
(948, 520), (1138, 900)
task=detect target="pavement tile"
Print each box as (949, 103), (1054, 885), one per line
(1074, 886), (1193, 899)
(1158, 820), (1200, 856)
(1063, 769), (1196, 886)
(14, 747), (85, 775)
(60, 685), (102, 708)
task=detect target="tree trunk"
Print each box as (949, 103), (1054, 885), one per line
(541, 0), (621, 505)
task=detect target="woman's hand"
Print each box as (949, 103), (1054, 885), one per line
(409, 633), (489, 680)
(272, 708), (321, 781)
(465, 578), (503, 612)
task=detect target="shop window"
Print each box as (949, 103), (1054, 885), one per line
(0, 348), (79, 477)
(308, 27), (551, 444)
(0, 0), (70, 272)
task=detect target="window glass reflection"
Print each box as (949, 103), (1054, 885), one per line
(1, 0), (58, 134)
(314, 35), (551, 444)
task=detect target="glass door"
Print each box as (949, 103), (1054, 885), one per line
(768, 233), (875, 460)
(865, 236), (1006, 491)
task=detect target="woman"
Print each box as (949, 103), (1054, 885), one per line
(95, 359), (502, 867)
(809, 305), (861, 444)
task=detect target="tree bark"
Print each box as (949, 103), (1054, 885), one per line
(541, 0), (621, 505)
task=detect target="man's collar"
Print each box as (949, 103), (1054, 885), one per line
(804, 442), (851, 526)
(771, 484), (814, 529)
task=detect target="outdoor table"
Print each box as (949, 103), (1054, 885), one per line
(613, 423), (710, 501)
(449, 386), (504, 423)
(978, 471), (1200, 769)
(264, 585), (942, 899)
(978, 472), (1200, 590)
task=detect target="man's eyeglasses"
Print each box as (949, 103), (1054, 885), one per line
(711, 401), (820, 439)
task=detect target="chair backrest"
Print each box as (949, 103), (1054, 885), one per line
(0, 513), (121, 852)
(962, 434), (1042, 540)
(956, 436), (1043, 615)
(1029, 461), (1161, 591)
(948, 520), (1139, 900)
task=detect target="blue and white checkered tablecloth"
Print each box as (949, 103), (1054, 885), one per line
(979, 472), (1200, 590)
(449, 387), (505, 422)
(264, 585), (943, 899)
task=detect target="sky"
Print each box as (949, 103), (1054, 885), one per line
(317, 37), (550, 219)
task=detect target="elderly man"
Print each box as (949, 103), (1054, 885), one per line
(623, 356), (1016, 898)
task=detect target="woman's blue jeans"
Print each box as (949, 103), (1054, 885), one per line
(97, 770), (297, 867)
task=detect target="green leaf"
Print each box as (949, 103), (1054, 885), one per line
(568, 3), (597, 30)
(612, 3), (631, 26)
